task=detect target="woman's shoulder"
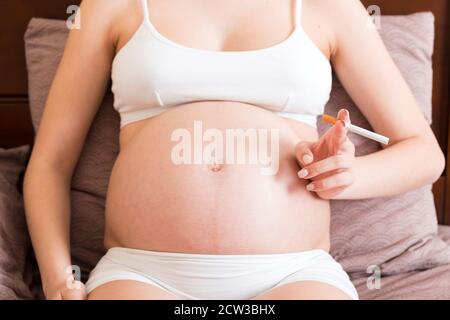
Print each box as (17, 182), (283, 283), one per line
(304, 0), (366, 14)
(303, 0), (370, 27)
(77, 0), (138, 30)
(79, 0), (135, 13)
(304, 0), (372, 24)
(77, 0), (140, 47)
(303, 0), (374, 58)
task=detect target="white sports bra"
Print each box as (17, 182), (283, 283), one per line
(112, 0), (332, 128)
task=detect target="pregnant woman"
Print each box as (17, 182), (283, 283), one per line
(23, 0), (444, 300)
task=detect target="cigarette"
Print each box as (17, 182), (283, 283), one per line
(321, 114), (390, 145)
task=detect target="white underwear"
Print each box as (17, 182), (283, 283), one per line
(85, 247), (359, 300)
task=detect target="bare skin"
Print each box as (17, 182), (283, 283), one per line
(23, 0), (444, 300)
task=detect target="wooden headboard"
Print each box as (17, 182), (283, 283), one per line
(1, 0), (449, 224)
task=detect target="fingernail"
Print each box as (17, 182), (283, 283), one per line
(298, 169), (308, 179)
(344, 110), (350, 123)
(303, 154), (313, 165)
(306, 183), (315, 191)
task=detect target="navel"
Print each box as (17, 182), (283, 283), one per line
(206, 157), (224, 173)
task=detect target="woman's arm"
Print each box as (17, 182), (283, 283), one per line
(320, 0), (444, 200)
(23, 0), (119, 298)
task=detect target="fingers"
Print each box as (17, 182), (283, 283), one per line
(332, 120), (348, 146)
(337, 108), (351, 124)
(333, 108), (351, 146)
(295, 141), (314, 166)
(313, 186), (348, 200)
(61, 281), (87, 300)
(297, 155), (352, 179)
(305, 171), (354, 192)
(320, 109), (350, 152)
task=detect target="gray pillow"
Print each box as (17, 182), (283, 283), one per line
(0, 145), (34, 299)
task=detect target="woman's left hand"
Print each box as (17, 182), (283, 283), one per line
(295, 109), (356, 200)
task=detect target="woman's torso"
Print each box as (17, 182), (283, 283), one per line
(104, 0), (333, 254)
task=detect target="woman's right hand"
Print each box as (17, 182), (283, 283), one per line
(45, 278), (87, 300)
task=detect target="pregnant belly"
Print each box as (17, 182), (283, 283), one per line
(104, 101), (330, 254)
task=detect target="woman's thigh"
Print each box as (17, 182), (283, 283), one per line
(87, 280), (180, 300)
(253, 281), (353, 300)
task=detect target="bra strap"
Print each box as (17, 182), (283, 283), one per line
(295, 0), (303, 28)
(140, 0), (150, 24)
